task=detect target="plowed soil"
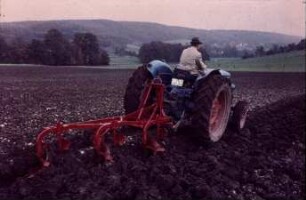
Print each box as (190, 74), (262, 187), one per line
(0, 66), (305, 200)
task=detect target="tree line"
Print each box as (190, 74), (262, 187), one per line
(242, 39), (305, 59)
(138, 41), (210, 63)
(0, 29), (109, 66)
(138, 39), (305, 62)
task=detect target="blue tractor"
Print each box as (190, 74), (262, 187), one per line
(124, 60), (249, 142)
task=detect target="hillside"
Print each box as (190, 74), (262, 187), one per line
(0, 19), (301, 49)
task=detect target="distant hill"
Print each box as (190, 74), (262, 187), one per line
(0, 19), (302, 50)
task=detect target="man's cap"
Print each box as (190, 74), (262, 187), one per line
(190, 37), (202, 45)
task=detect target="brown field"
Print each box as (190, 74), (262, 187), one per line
(0, 65), (305, 200)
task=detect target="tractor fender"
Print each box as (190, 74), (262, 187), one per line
(196, 68), (236, 89)
(201, 68), (231, 79)
(146, 60), (173, 78)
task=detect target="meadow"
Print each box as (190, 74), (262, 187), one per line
(108, 50), (305, 72)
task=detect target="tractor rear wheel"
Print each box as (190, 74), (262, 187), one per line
(124, 66), (152, 114)
(191, 74), (232, 142)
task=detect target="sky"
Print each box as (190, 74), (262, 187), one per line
(0, 0), (305, 36)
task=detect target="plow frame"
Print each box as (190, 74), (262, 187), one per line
(36, 78), (173, 167)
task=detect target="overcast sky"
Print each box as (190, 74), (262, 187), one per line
(0, 0), (304, 36)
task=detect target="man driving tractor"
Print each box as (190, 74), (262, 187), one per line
(175, 37), (207, 84)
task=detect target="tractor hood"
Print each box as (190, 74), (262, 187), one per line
(146, 60), (173, 77)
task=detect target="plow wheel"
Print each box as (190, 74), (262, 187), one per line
(192, 74), (232, 142)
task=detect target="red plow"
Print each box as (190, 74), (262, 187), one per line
(36, 78), (173, 167)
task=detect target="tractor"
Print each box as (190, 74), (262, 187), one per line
(124, 60), (248, 142)
(35, 60), (248, 167)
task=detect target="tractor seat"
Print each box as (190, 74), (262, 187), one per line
(173, 68), (197, 87)
(173, 68), (190, 79)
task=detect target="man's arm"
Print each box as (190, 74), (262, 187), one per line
(195, 59), (203, 70)
(195, 54), (207, 70)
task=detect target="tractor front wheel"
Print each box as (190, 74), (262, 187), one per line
(191, 74), (232, 142)
(124, 66), (152, 114)
(230, 100), (249, 132)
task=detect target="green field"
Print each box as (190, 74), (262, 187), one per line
(109, 54), (141, 67)
(62, 50), (306, 71)
(207, 51), (305, 72)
